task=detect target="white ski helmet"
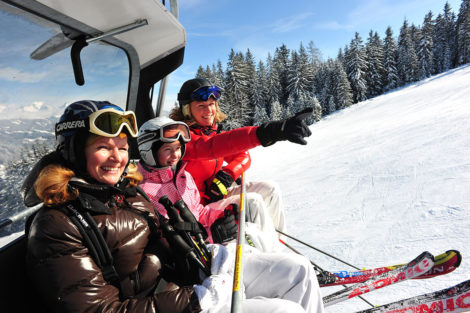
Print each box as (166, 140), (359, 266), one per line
(137, 116), (191, 167)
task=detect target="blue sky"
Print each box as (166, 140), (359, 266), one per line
(162, 0), (463, 111)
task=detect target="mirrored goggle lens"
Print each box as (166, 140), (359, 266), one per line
(94, 111), (138, 137)
(190, 85), (221, 102)
(162, 124), (191, 142)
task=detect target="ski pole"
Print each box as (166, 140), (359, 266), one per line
(231, 172), (247, 313)
(280, 238), (326, 271)
(277, 229), (361, 270)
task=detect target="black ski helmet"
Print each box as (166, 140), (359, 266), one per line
(55, 100), (137, 174)
(178, 78), (221, 119)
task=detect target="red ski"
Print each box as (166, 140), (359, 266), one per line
(354, 278), (470, 313)
(321, 250), (461, 287)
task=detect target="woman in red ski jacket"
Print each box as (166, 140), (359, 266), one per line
(170, 78), (313, 242)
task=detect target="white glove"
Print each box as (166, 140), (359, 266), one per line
(208, 243), (236, 276)
(194, 274), (233, 313)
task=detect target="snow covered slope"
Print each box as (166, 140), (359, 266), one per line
(249, 64), (470, 312)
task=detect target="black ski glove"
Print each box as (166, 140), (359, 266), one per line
(205, 170), (234, 203)
(210, 204), (239, 244)
(256, 107), (313, 147)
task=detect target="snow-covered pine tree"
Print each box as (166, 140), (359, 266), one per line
(210, 61), (223, 88)
(433, 3), (457, 73)
(331, 59), (353, 110)
(383, 26), (400, 91)
(365, 30), (385, 97)
(397, 19), (419, 84)
(244, 49), (259, 126)
(286, 42), (313, 113)
(286, 49), (301, 105)
(312, 95), (322, 122)
(196, 65), (209, 79)
(337, 47), (345, 68)
(212, 60), (226, 105)
(253, 60), (270, 125)
(233, 51), (251, 127)
(456, 0), (470, 65)
(265, 53), (281, 118)
(442, 2), (457, 70)
(417, 11), (435, 80)
(270, 99), (283, 120)
(273, 44), (290, 107)
(222, 49), (240, 129)
(307, 40), (322, 72)
(284, 94), (294, 119)
(296, 90), (317, 125)
(314, 62), (331, 115)
(0, 141), (53, 235)
(205, 65), (216, 83)
(196, 65), (219, 88)
(344, 32), (368, 103)
(325, 68), (337, 114)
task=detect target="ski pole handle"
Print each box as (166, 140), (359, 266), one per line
(174, 199), (212, 264)
(159, 219), (210, 277)
(159, 196), (211, 274)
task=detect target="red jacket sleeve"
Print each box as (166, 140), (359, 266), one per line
(184, 126), (260, 160)
(223, 150), (251, 180)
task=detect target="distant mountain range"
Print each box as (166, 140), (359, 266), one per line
(0, 116), (56, 164)
(0, 100), (67, 120)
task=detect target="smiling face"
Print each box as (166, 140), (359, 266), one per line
(157, 141), (182, 167)
(189, 98), (217, 127)
(84, 134), (129, 185)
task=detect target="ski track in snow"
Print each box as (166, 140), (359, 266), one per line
(249, 64), (470, 312)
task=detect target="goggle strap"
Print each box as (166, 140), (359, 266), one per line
(137, 131), (158, 145)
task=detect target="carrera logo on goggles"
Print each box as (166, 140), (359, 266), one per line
(56, 120), (87, 133)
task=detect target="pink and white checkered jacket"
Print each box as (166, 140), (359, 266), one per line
(138, 162), (224, 242)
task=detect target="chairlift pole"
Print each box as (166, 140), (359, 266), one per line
(155, 0), (179, 117)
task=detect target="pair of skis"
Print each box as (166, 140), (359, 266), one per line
(278, 232), (464, 311)
(320, 249), (465, 311)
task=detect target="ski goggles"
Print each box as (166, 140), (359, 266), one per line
(160, 122), (191, 143)
(88, 108), (138, 138)
(55, 108), (138, 138)
(137, 122), (191, 146)
(190, 85), (221, 102)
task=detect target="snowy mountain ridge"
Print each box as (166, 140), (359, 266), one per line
(0, 101), (65, 121)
